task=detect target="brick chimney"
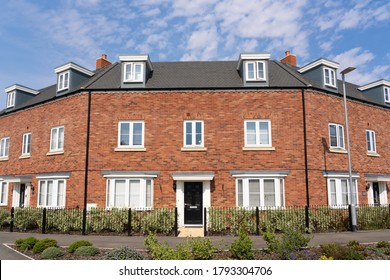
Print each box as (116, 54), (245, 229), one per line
(96, 54), (111, 70)
(280, 50), (297, 67)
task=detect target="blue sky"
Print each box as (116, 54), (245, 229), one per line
(1, 0), (390, 109)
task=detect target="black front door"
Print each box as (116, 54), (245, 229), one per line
(373, 182), (380, 205)
(19, 184), (26, 208)
(184, 182), (203, 224)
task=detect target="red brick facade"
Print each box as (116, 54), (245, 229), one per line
(1, 87), (389, 209)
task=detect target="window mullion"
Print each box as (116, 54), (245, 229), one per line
(243, 179), (249, 207)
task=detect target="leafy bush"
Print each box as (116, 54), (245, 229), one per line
(32, 238), (58, 254)
(262, 226), (312, 259)
(133, 209), (175, 235)
(0, 208), (11, 228)
(347, 240), (365, 251)
(16, 237), (39, 251)
(74, 246), (100, 257)
(41, 247), (64, 259)
(46, 209), (83, 233)
(13, 208), (42, 231)
(87, 208), (128, 233)
(376, 241), (390, 248)
(104, 246), (145, 260)
(190, 237), (218, 260)
(320, 242), (366, 260)
(67, 240), (93, 253)
(319, 255), (334, 260)
(144, 233), (177, 260)
(208, 208), (257, 235)
(229, 229), (254, 260)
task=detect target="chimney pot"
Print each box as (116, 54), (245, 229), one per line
(280, 50), (296, 67)
(96, 54), (111, 70)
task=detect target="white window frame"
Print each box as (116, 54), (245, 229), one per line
(384, 87), (390, 103)
(106, 178), (153, 209)
(118, 121), (144, 148)
(235, 177), (285, 208)
(6, 91), (16, 108)
(0, 182), (8, 206)
(50, 126), (64, 152)
(244, 120), (272, 148)
(22, 133), (31, 156)
(327, 178), (358, 207)
(123, 62), (144, 82)
(183, 120), (204, 147)
(0, 137), (10, 159)
(366, 129), (376, 153)
(245, 61), (266, 81)
(324, 67), (336, 87)
(367, 182), (388, 205)
(57, 71), (69, 91)
(37, 179), (67, 208)
(329, 123), (344, 149)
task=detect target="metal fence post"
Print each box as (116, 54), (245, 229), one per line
(82, 208), (87, 235)
(42, 208), (47, 234)
(256, 207), (260, 236)
(128, 208), (132, 236)
(305, 206), (310, 231)
(10, 207), (14, 232)
(203, 207), (207, 237)
(174, 207), (178, 237)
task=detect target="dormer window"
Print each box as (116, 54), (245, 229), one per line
(6, 91), (15, 108)
(124, 63), (144, 82)
(58, 71), (69, 91)
(385, 87), (390, 103)
(245, 61), (265, 81)
(324, 67), (336, 87)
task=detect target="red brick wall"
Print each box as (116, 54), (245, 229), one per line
(0, 94), (88, 208)
(304, 91), (390, 204)
(86, 90), (307, 207)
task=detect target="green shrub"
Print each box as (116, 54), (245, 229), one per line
(41, 247), (64, 259)
(20, 237), (39, 251)
(13, 208), (42, 231)
(320, 242), (366, 260)
(15, 238), (25, 248)
(0, 209), (11, 228)
(376, 241), (390, 248)
(144, 233), (177, 260)
(263, 226), (312, 259)
(74, 246), (100, 257)
(32, 238), (58, 254)
(67, 240), (93, 253)
(229, 229), (254, 260)
(104, 246), (145, 260)
(347, 240), (365, 251)
(190, 237), (218, 260)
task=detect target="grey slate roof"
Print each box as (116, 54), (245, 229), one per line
(1, 58), (388, 115)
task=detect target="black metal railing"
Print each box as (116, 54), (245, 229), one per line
(0, 204), (388, 236)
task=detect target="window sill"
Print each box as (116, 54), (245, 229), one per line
(242, 147), (275, 151)
(0, 157), (9, 161)
(115, 147), (147, 152)
(324, 83), (337, 89)
(181, 147), (207, 152)
(19, 154), (31, 159)
(328, 148), (347, 154)
(367, 152), (380, 157)
(46, 151), (64, 156)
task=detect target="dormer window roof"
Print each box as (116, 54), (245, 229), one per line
(358, 79), (390, 105)
(119, 55), (153, 88)
(5, 84), (39, 109)
(54, 62), (94, 94)
(237, 53), (270, 86)
(298, 58), (339, 92)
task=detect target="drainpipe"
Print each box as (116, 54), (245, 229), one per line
(82, 91), (92, 235)
(301, 88), (310, 230)
(301, 88), (310, 207)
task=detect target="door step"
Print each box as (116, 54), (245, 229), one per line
(178, 227), (204, 237)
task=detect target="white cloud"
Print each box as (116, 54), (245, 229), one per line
(332, 48), (389, 85)
(181, 27), (219, 60)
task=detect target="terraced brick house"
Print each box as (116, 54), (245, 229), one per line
(0, 51), (389, 227)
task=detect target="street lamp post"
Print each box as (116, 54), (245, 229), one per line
(340, 66), (357, 232)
